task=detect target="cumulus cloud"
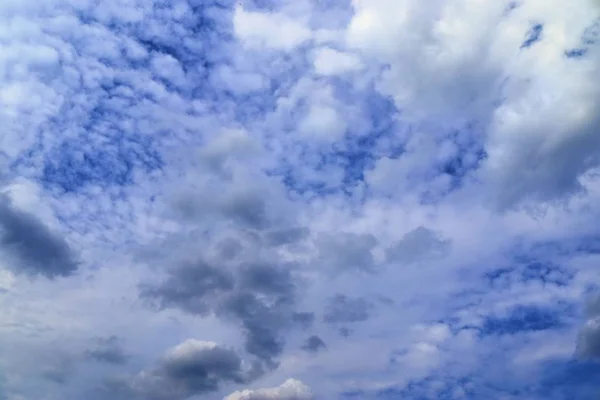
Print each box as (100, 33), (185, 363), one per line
(131, 339), (254, 400)
(224, 378), (313, 400)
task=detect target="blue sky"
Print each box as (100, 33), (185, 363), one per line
(0, 0), (599, 399)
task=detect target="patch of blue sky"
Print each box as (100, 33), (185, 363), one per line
(537, 360), (600, 400)
(41, 131), (163, 194)
(565, 48), (589, 58)
(373, 362), (600, 400)
(374, 376), (478, 400)
(564, 18), (599, 59)
(479, 305), (568, 336)
(521, 24), (544, 49)
(270, 82), (402, 197)
(485, 261), (574, 290)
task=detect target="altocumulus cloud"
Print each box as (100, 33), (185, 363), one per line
(0, 0), (600, 399)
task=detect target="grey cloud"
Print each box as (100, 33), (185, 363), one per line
(386, 227), (450, 265)
(339, 327), (352, 338)
(318, 233), (378, 273)
(264, 227), (309, 246)
(324, 294), (373, 325)
(85, 336), (129, 366)
(218, 238), (245, 260)
(140, 261), (235, 316)
(238, 263), (296, 302)
(219, 291), (286, 365)
(576, 295), (600, 360)
(143, 260), (302, 365)
(0, 198), (79, 279)
(221, 190), (270, 230)
(301, 335), (326, 353)
(586, 295), (600, 317)
(131, 339), (252, 400)
(291, 312), (315, 330)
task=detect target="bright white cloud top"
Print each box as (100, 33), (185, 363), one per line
(0, 0), (599, 399)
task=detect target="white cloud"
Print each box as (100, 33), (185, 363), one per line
(224, 378), (313, 400)
(233, 7), (312, 51)
(312, 47), (363, 76)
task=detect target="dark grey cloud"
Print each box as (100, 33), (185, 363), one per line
(85, 336), (129, 366)
(219, 291), (286, 365)
(0, 198), (78, 279)
(576, 295), (600, 361)
(130, 340), (253, 400)
(292, 312), (315, 330)
(301, 335), (326, 353)
(237, 263), (296, 302)
(324, 294), (373, 325)
(339, 327), (352, 338)
(386, 227), (450, 265)
(142, 260), (303, 366)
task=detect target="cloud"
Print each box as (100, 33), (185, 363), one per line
(141, 257), (306, 366)
(85, 336), (129, 365)
(576, 295), (600, 361)
(301, 335), (327, 353)
(317, 233), (379, 273)
(233, 6), (312, 51)
(2, 0), (600, 399)
(224, 378), (313, 400)
(323, 294), (373, 325)
(385, 227), (450, 265)
(0, 196), (78, 278)
(312, 47), (363, 76)
(130, 339), (254, 400)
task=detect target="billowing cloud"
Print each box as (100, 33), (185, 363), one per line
(131, 339), (255, 400)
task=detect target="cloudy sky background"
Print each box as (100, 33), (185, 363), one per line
(0, 0), (599, 398)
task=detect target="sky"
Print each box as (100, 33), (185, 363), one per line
(0, 0), (599, 399)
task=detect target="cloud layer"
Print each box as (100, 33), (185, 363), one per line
(0, 0), (599, 399)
